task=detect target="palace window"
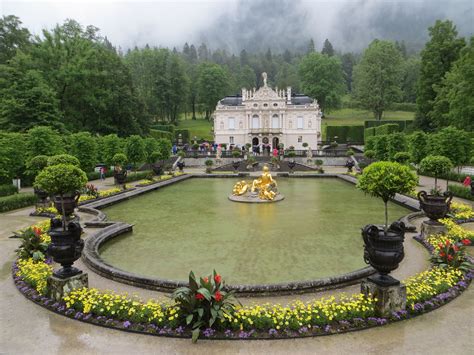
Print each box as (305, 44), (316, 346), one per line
(252, 114), (260, 129)
(297, 117), (304, 129)
(228, 117), (235, 130)
(298, 136), (303, 143)
(230, 136), (234, 144)
(273, 103), (278, 107)
(272, 114), (279, 129)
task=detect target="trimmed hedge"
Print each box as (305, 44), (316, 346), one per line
(175, 129), (190, 144)
(0, 184), (18, 197)
(364, 120), (414, 131)
(150, 124), (175, 133)
(326, 126), (364, 143)
(86, 170), (115, 181)
(0, 193), (37, 213)
(389, 103), (416, 112)
(124, 170), (154, 183)
(448, 184), (474, 201)
(149, 129), (173, 141)
(365, 124), (400, 142)
(421, 171), (471, 183)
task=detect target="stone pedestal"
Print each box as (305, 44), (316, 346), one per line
(361, 279), (406, 317)
(421, 220), (447, 238)
(47, 273), (88, 302)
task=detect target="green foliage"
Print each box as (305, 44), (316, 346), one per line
(150, 124), (175, 133)
(374, 135), (389, 161)
(429, 126), (472, 166)
(408, 131), (429, 164)
(447, 185), (474, 201)
(0, 193), (37, 213)
(47, 154), (80, 168)
(364, 119), (413, 130)
(353, 40), (403, 120)
(156, 138), (172, 162)
(0, 132), (27, 180)
(26, 155), (49, 177)
(171, 271), (237, 343)
(149, 129), (173, 141)
(375, 124), (400, 136)
(346, 149), (355, 156)
(415, 20), (465, 130)
(123, 170), (154, 183)
(100, 134), (124, 166)
(419, 155), (453, 178)
(357, 161), (418, 227)
(432, 38), (474, 131)
(175, 129), (190, 143)
(386, 133), (407, 161)
(205, 159), (214, 166)
(364, 150), (375, 159)
(0, 15), (31, 64)
(197, 62), (230, 119)
(16, 226), (49, 261)
(26, 126), (64, 158)
(0, 184), (18, 197)
(112, 153), (127, 167)
(394, 152), (412, 164)
(125, 135), (146, 169)
(143, 138), (159, 164)
(69, 132), (98, 172)
(299, 52), (345, 112)
(327, 125), (364, 143)
(35, 164), (88, 196)
(232, 149), (241, 158)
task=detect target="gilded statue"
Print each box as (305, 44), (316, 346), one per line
(231, 165), (278, 201)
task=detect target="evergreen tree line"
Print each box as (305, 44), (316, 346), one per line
(0, 15), (472, 136)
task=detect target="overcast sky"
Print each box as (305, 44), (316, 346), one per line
(2, 0), (473, 52)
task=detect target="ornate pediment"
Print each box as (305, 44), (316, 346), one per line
(251, 86), (281, 101)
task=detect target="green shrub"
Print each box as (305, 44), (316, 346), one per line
(389, 103), (417, 112)
(232, 149), (241, 158)
(357, 161), (418, 228)
(347, 149), (355, 156)
(364, 150), (375, 159)
(448, 185), (473, 201)
(364, 127), (376, 142)
(0, 193), (37, 213)
(375, 124), (399, 136)
(419, 155), (453, 194)
(35, 164), (88, 196)
(86, 170), (114, 181)
(26, 155), (49, 177)
(112, 153), (128, 167)
(47, 154), (81, 167)
(0, 184), (18, 197)
(364, 120), (414, 131)
(150, 124), (175, 133)
(394, 152), (412, 164)
(205, 159), (214, 166)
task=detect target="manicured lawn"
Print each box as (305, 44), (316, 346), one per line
(324, 108), (414, 126)
(178, 117), (213, 141)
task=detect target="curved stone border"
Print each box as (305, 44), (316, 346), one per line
(12, 259), (473, 340)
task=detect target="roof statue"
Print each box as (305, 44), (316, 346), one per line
(262, 72), (268, 87)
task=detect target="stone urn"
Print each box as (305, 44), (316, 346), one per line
(177, 161), (185, 172)
(417, 190), (453, 222)
(48, 218), (84, 279)
(232, 160), (240, 173)
(53, 192), (80, 216)
(152, 165), (163, 176)
(288, 160), (296, 173)
(470, 181), (474, 196)
(114, 170), (127, 185)
(362, 221), (406, 286)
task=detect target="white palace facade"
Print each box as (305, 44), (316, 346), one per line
(213, 73), (322, 151)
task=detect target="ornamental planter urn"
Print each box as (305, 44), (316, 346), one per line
(417, 190), (453, 223)
(53, 192), (80, 217)
(114, 170), (127, 185)
(288, 160), (296, 173)
(152, 165), (163, 176)
(232, 160), (240, 173)
(48, 218), (84, 279)
(362, 221), (406, 286)
(177, 161), (185, 172)
(34, 187), (49, 204)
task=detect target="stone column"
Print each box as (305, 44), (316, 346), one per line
(361, 279), (407, 317)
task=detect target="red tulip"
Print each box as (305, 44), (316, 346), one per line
(195, 293), (204, 300)
(203, 277), (209, 283)
(461, 239), (471, 246)
(214, 274), (222, 284)
(214, 291), (223, 302)
(453, 245), (460, 252)
(447, 255), (453, 262)
(439, 252), (446, 257)
(445, 240), (451, 246)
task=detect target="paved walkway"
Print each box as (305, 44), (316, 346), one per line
(1, 172), (473, 354)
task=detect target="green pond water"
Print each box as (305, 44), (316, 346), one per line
(100, 178), (409, 285)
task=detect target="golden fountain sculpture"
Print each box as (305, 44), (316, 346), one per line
(230, 165), (283, 202)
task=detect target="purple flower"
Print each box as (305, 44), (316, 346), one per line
(175, 326), (185, 335)
(224, 329), (233, 338)
(123, 321), (131, 328)
(324, 325), (331, 333)
(203, 328), (215, 338)
(74, 312), (83, 319)
(298, 326), (309, 334)
(268, 328), (278, 336)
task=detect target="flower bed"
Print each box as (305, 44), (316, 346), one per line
(135, 174), (175, 187)
(12, 214), (473, 341)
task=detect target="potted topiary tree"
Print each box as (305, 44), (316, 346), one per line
(231, 149), (241, 172)
(47, 154), (81, 167)
(149, 151), (163, 175)
(112, 153), (128, 186)
(287, 150), (296, 173)
(177, 150), (186, 172)
(357, 161), (418, 286)
(205, 159), (214, 174)
(418, 155), (453, 222)
(34, 164), (88, 279)
(393, 152), (411, 165)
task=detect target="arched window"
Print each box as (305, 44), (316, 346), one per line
(271, 114), (279, 129)
(252, 114), (259, 129)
